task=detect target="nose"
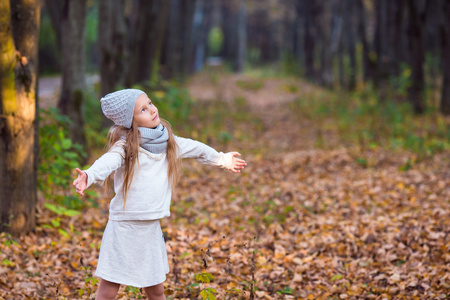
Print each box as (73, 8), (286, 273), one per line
(150, 105), (157, 114)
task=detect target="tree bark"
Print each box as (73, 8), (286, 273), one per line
(192, 0), (212, 72)
(180, 0), (196, 79)
(355, 0), (373, 82)
(235, 0), (247, 72)
(163, 0), (196, 80)
(126, 0), (169, 86)
(0, 0), (40, 236)
(302, 1), (317, 81)
(440, 0), (450, 115)
(57, 0), (88, 148)
(344, 0), (356, 90)
(374, 0), (390, 89)
(98, 0), (127, 96)
(406, 0), (428, 114)
(318, 0), (335, 88)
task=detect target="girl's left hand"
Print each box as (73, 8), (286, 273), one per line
(227, 152), (247, 173)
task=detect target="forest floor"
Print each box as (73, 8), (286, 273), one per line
(1, 73), (449, 299)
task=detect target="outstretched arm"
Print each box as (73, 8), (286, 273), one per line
(73, 168), (88, 196)
(175, 136), (247, 172)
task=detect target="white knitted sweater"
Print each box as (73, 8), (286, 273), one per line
(84, 136), (231, 220)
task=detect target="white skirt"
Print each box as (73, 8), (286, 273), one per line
(94, 219), (170, 288)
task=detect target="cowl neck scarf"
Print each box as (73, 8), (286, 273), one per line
(138, 123), (168, 154)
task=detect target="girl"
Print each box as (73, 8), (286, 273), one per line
(72, 89), (246, 300)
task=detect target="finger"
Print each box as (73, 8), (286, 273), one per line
(229, 152), (241, 157)
(73, 178), (79, 186)
(229, 167), (239, 173)
(76, 168), (84, 176)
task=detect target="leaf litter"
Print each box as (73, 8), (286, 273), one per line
(1, 74), (449, 299)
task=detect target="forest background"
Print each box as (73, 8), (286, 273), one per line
(0, 0), (449, 299)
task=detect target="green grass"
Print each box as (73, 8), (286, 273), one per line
(289, 84), (450, 159)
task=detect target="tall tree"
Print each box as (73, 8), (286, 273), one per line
(355, 0), (373, 82)
(406, 0), (428, 114)
(126, 0), (170, 86)
(221, 0), (238, 63)
(343, 0), (356, 89)
(47, 0), (88, 148)
(440, 0), (450, 115)
(317, 0), (336, 88)
(98, 0), (127, 96)
(302, 0), (317, 81)
(235, 0), (247, 72)
(163, 0), (196, 80)
(0, 0), (40, 235)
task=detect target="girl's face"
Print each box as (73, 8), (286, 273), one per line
(133, 94), (160, 128)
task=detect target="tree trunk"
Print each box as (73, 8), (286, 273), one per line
(163, 0), (196, 80)
(98, 0), (127, 96)
(180, 0), (196, 79)
(406, 0), (427, 114)
(189, 0), (205, 73)
(58, 0), (87, 148)
(221, 0), (237, 61)
(355, 0), (373, 82)
(235, 0), (247, 72)
(318, 0), (335, 88)
(192, 0), (212, 72)
(440, 0), (450, 115)
(45, 0), (62, 51)
(293, 0), (303, 62)
(126, 0), (169, 86)
(374, 0), (390, 90)
(302, 1), (316, 81)
(392, 1), (406, 77)
(150, 0), (170, 83)
(0, 0), (40, 236)
(344, 0), (356, 90)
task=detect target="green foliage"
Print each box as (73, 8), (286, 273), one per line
(125, 286), (143, 298)
(195, 273), (217, 300)
(280, 52), (302, 77)
(78, 265), (99, 298)
(84, 88), (109, 149)
(200, 288), (217, 300)
(38, 9), (60, 75)
(44, 203), (80, 217)
(208, 27), (224, 56)
(290, 85), (450, 159)
(136, 82), (194, 130)
(277, 286), (295, 295)
(0, 232), (18, 247)
(85, 2), (99, 73)
(38, 107), (92, 210)
(195, 272), (214, 284)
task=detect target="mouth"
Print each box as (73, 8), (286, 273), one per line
(152, 114), (159, 121)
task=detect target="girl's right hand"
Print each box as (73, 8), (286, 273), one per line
(73, 168), (88, 196)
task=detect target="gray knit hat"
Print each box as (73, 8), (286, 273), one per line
(100, 89), (146, 128)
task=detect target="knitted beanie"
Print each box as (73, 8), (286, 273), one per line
(100, 89), (146, 128)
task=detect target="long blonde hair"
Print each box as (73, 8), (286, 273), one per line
(105, 118), (181, 208)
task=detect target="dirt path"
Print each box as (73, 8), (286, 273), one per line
(38, 75), (99, 109)
(188, 72), (320, 153)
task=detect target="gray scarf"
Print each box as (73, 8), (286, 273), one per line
(138, 123), (168, 154)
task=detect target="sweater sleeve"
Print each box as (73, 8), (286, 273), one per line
(175, 136), (225, 166)
(83, 142), (125, 188)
